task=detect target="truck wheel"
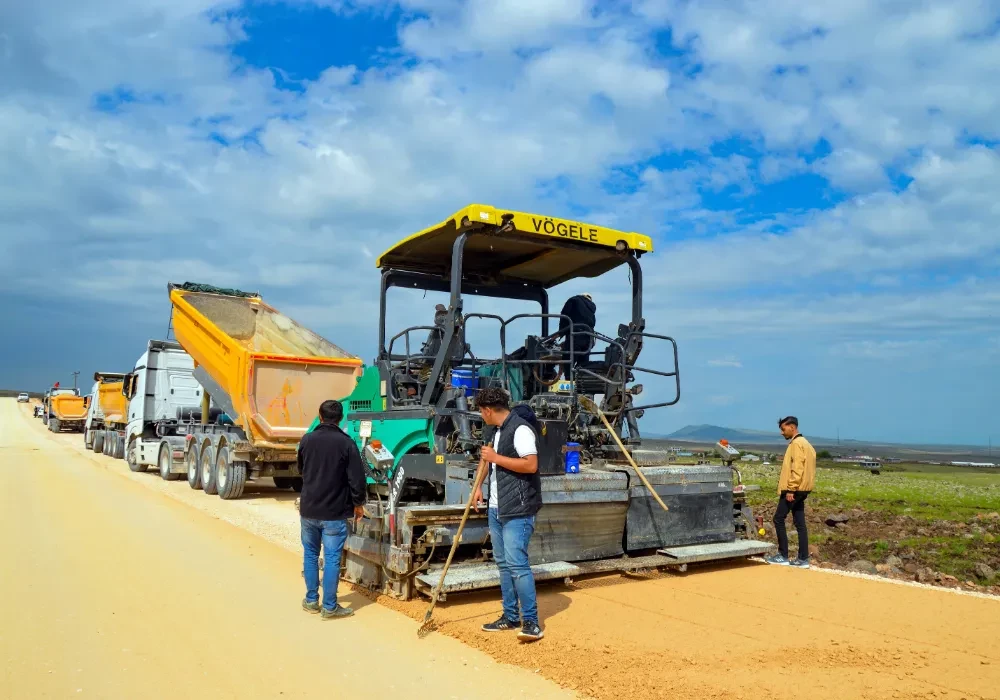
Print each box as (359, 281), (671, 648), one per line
(200, 445), (218, 495)
(159, 441), (180, 481)
(273, 476), (292, 489)
(84, 429), (93, 450)
(216, 447), (247, 500)
(127, 439), (146, 472)
(291, 477), (303, 493)
(48, 418), (61, 432)
(93, 430), (105, 454)
(186, 446), (202, 490)
(110, 432), (118, 457)
(116, 434), (127, 460)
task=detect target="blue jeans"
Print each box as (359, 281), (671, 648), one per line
(301, 518), (349, 611)
(488, 508), (538, 625)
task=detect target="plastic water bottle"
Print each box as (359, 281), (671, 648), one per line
(565, 442), (580, 474)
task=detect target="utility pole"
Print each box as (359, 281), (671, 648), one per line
(72, 371), (80, 392)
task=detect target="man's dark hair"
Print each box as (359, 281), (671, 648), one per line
(319, 400), (344, 424)
(476, 387), (510, 410)
(778, 416), (798, 428)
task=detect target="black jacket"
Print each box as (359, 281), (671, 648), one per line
(297, 423), (366, 521)
(481, 410), (543, 521)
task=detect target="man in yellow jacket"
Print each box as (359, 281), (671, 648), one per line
(765, 416), (816, 568)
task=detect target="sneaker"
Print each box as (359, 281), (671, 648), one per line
(789, 558), (811, 569)
(481, 615), (520, 632)
(302, 599), (320, 614)
(321, 605), (354, 619)
(764, 554), (790, 565)
(517, 621), (544, 643)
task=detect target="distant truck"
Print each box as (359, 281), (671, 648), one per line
(168, 282), (362, 499)
(119, 340), (203, 478)
(45, 386), (87, 433)
(84, 372), (127, 457)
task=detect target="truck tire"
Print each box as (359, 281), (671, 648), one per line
(272, 476), (293, 490)
(159, 441), (180, 481)
(116, 434), (127, 460)
(93, 430), (105, 454)
(110, 432), (118, 457)
(291, 477), (303, 493)
(200, 445), (218, 495)
(127, 438), (146, 472)
(216, 447), (247, 500)
(186, 445), (202, 490)
(48, 418), (60, 432)
(84, 429), (93, 450)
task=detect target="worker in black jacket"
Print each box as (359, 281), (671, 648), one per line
(296, 399), (366, 619)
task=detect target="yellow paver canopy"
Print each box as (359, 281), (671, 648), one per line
(377, 204), (653, 288)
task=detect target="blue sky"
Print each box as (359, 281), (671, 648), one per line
(1, 0), (998, 446)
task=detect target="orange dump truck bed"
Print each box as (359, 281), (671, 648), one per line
(50, 394), (88, 421)
(94, 373), (128, 425)
(168, 284), (363, 452)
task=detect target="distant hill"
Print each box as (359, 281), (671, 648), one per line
(667, 424), (795, 445)
(660, 424), (994, 461)
(665, 424), (855, 447)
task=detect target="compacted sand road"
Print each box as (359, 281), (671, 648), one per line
(0, 399), (573, 700)
(3, 397), (999, 700)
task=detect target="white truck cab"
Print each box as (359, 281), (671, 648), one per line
(122, 340), (203, 476)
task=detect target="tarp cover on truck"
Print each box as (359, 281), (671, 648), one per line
(171, 282), (259, 299)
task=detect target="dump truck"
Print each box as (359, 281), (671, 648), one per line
(118, 340), (203, 475)
(45, 386), (87, 433)
(84, 372), (126, 454)
(167, 283), (364, 499)
(307, 204), (773, 600)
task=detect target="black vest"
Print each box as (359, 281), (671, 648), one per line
(483, 410), (543, 520)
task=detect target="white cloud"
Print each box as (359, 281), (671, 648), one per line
(707, 356), (742, 368)
(830, 339), (941, 360)
(1, 0), (999, 444)
(814, 148), (888, 191)
(398, 0), (597, 57)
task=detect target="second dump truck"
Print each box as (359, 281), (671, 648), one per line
(45, 386), (87, 433)
(84, 372), (127, 456)
(167, 283), (363, 499)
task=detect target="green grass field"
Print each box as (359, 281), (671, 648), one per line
(735, 461), (1000, 584)
(740, 461), (1000, 520)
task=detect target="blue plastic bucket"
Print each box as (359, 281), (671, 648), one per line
(564, 442), (581, 473)
(451, 369), (478, 397)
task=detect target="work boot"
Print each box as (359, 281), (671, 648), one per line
(517, 621), (544, 642)
(764, 554), (790, 565)
(302, 599), (320, 614)
(481, 615), (520, 632)
(321, 605), (354, 619)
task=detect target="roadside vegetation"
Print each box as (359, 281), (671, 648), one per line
(740, 461), (1000, 590)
